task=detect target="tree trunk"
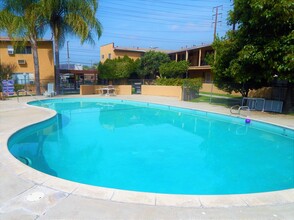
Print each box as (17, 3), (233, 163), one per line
(54, 36), (60, 95)
(30, 36), (41, 95)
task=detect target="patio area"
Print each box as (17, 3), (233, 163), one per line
(0, 95), (293, 219)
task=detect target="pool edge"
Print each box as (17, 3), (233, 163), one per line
(1, 96), (293, 208)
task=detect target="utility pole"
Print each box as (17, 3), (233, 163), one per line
(67, 41), (70, 70)
(212, 5), (222, 40)
(230, 0), (236, 31)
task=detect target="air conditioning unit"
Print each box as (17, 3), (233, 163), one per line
(7, 46), (14, 55)
(18, 60), (26, 65)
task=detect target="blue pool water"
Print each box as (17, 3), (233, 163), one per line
(8, 98), (294, 195)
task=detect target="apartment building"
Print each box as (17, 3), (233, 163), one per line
(100, 42), (214, 82)
(168, 44), (214, 83)
(0, 37), (54, 85)
(100, 43), (173, 63)
(100, 43), (147, 63)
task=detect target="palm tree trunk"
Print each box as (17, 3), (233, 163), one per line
(54, 37), (60, 94)
(30, 36), (41, 95)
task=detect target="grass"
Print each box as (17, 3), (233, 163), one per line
(199, 92), (242, 98)
(191, 95), (242, 108)
(193, 94), (294, 116)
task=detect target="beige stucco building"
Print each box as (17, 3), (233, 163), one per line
(100, 42), (172, 63)
(100, 42), (214, 83)
(168, 45), (214, 83)
(100, 43), (146, 63)
(0, 37), (54, 86)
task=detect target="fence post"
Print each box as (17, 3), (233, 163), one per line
(210, 81), (213, 104)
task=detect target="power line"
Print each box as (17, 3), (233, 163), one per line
(99, 11), (212, 26)
(100, 33), (206, 43)
(57, 0), (232, 64)
(103, 0), (218, 11)
(99, 5), (212, 19)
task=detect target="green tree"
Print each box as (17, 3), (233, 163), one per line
(211, 0), (294, 97)
(98, 56), (139, 80)
(159, 60), (189, 78)
(0, 0), (45, 95)
(138, 51), (170, 79)
(41, 0), (102, 94)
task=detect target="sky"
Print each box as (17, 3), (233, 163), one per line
(56, 0), (234, 66)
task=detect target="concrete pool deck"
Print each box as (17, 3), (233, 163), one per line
(0, 95), (293, 219)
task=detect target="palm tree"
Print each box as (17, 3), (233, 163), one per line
(0, 0), (45, 95)
(40, 0), (102, 94)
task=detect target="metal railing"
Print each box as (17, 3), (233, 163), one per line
(16, 89), (42, 105)
(230, 105), (251, 117)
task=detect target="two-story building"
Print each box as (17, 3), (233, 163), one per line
(100, 43), (146, 63)
(168, 44), (214, 83)
(100, 42), (173, 64)
(0, 37), (54, 86)
(100, 42), (214, 83)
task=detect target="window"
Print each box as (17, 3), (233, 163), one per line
(15, 46), (32, 54)
(108, 53), (112, 59)
(101, 54), (104, 59)
(12, 73), (34, 85)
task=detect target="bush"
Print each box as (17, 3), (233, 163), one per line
(14, 84), (24, 92)
(182, 78), (202, 91)
(155, 78), (202, 90)
(155, 78), (183, 86)
(155, 78), (203, 100)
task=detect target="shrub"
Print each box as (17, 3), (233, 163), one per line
(14, 84), (24, 92)
(155, 78), (203, 100)
(182, 78), (202, 91)
(155, 78), (183, 86)
(155, 78), (202, 90)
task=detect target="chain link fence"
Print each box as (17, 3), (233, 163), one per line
(195, 82), (294, 113)
(7, 78), (294, 113)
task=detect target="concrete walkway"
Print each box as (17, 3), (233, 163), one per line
(0, 95), (293, 219)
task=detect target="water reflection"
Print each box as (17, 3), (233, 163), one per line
(8, 100), (294, 194)
(9, 117), (58, 176)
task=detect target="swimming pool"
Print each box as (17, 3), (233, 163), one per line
(8, 98), (294, 195)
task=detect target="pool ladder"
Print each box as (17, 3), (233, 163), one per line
(230, 105), (250, 117)
(16, 89), (43, 105)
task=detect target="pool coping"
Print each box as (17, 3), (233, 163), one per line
(1, 95), (294, 209)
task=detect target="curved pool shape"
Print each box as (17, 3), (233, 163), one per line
(8, 98), (294, 195)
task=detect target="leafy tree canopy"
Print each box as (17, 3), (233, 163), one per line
(40, 0), (102, 94)
(0, 0), (46, 95)
(0, 0), (102, 95)
(159, 60), (189, 78)
(211, 0), (293, 97)
(98, 56), (139, 80)
(138, 51), (170, 79)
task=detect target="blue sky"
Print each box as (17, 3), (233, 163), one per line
(58, 0), (233, 66)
